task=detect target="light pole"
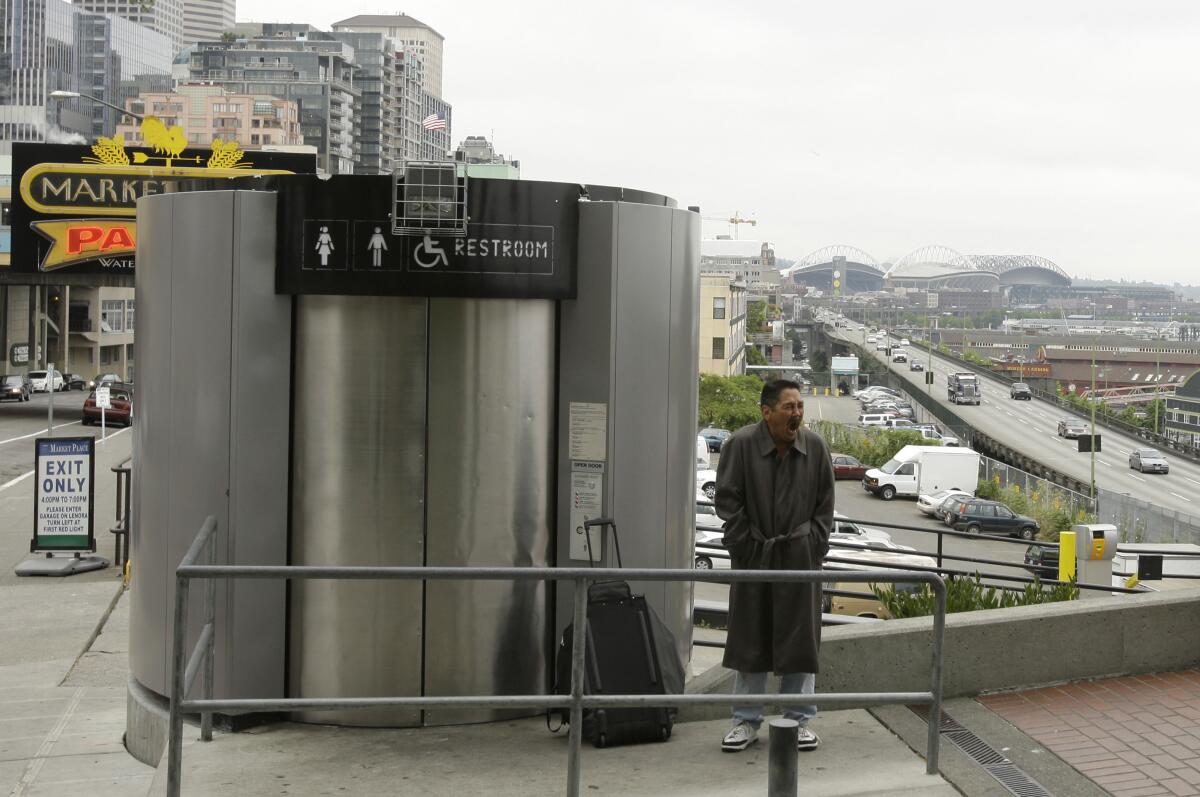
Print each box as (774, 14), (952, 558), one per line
(48, 89), (146, 137)
(1090, 341), (1097, 500)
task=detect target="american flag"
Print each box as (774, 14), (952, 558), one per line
(422, 112), (447, 131)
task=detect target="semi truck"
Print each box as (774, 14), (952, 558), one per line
(861, 445), (980, 501)
(947, 372), (980, 405)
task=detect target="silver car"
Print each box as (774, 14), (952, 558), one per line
(1128, 448), (1169, 474)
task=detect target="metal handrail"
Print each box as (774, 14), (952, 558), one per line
(167, 516), (948, 797)
(109, 457), (133, 568)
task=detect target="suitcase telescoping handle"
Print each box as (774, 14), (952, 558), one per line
(582, 517), (624, 569)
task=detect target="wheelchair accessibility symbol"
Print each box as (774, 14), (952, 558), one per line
(413, 235), (448, 269)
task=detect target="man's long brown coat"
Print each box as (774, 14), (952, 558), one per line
(716, 421), (835, 674)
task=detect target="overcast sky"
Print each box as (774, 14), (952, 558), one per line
(238, 0), (1200, 284)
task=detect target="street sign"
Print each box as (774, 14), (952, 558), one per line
(31, 437), (95, 552)
(95, 386), (111, 409)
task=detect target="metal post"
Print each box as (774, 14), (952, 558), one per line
(166, 572), (190, 797)
(936, 532), (943, 569)
(1090, 344), (1097, 499)
(201, 536), (216, 742)
(926, 580), (946, 775)
(47, 361), (55, 436)
(767, 719), (799, 796)
(565, 576), (588, 797)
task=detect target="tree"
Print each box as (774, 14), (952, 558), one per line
(747, 301), (767, 333)
(746, 346), (768, 366)
(698, 374), (764, 430)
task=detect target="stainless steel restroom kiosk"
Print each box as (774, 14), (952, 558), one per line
(127, 173), (699, 755)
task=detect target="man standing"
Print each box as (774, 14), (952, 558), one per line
(716, 379), (835, 753)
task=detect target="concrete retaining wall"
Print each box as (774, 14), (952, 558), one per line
(682, 587), (1200, 721)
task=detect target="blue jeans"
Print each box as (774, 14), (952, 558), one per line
(732, 671), (816, 729)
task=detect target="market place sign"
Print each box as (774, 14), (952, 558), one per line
(10, 118), (315, 275)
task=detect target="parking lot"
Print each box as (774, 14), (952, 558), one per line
(695, 393), (1037, 608)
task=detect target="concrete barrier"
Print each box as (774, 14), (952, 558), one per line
(682, 587), (1200, 722)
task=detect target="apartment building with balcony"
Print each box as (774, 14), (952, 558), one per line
(187, 27), (360, 174)
(115, 84), (301, 149)
(64, 287), (135, 383)
(699, 275), (747, 376)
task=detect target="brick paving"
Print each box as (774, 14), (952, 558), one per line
(979, 669), (1200, 797)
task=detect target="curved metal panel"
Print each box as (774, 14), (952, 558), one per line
(289, 295), (428, 726)
(423, 298), (555, 725)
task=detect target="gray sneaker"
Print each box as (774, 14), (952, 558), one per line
(721, 721), (759, 752)
(797, 726), (820, 751)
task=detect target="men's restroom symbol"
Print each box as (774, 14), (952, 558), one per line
(366, 227), (389, 267)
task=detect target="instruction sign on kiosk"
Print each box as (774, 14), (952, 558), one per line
(31, 437), (96, 552)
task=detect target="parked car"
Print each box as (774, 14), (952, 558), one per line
(883, 418), (917, 430)
(695, 499), (723, 532)
(63, 373), (88, 391)
(831, 512), (894, 547)
(1010, 382), (1033, 400)
(943, 498), (1039, 539)
(859, 413), (894, 428)
(909, 361), (924, 372)
(917, 488), (972, 517)
(1128, 448), (1169, 474)
(699, 427), (731, 453)
(831, 453), (869, 480)
(823, 549), (938, 619)
(81, 382), (133, 427)
(91, 372), (120, 389)
(1023, 545), (1060, 580)
(1, 374), (32, 402)
(695, 528), (729, 570)
(28, 369), (65, 393)
(1057, 418), (1090, 438)
(696, 468), (717, 500)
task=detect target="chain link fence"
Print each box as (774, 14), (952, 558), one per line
(977, 456), (1094, 519)
(1095, 489), (1200, 545)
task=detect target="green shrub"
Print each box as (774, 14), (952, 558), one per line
(873, 573), (1078, 619)
(807, 421), (926, 467)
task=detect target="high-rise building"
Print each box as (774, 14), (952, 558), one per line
(70, 0), (184, 55)
(332, 13), (443, 96)
(0, 0), (173, 147)
(182, 0), (234, 48)
(331, 13), (451, 162)
(187, 25), (360, 174)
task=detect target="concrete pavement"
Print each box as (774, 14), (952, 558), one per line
(0, 428), (153, 796)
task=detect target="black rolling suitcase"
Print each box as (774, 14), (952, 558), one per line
(549, 518), (682, 748)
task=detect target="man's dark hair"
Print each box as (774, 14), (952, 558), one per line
(760, 379), (803, 408)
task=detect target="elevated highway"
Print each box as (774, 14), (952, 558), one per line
(827, 320), (1200, 522)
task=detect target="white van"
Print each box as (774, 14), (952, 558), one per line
(696, 435), (711, 468)
(859, 414), (892, 428)
(862, 445), (980, 500)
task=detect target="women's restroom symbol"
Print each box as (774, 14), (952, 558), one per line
(314, 225), (335, 266)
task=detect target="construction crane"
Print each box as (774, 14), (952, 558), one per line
(701, 211), (757, 239)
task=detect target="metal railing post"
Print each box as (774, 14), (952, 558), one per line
(926, 579), (947, 775)
(566, 576), (588, 797)
(166, 571), (189, 797)
(201, 534), (216, 742)
(767, 719), (799, 796)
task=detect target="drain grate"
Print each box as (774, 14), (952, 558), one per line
(910, 706), (1053, 797)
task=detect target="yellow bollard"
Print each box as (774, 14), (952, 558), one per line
(1058, 531), (1076, 583)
